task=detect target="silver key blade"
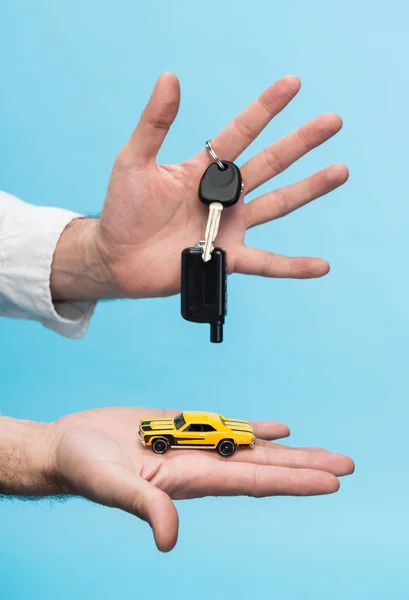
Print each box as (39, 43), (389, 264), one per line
(202, 202), (223, 262)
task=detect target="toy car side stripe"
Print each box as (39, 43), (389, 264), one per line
(144, 434), (176, 444)
(229, 428), (253, 433)
(143, 435), (208, 445)
(169, 445), (215, 449)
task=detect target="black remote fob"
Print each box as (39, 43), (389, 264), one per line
(181, 245), (227, 343)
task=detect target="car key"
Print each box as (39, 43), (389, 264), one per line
(199, 158), (242, 262)
(181, 243), (227, 343)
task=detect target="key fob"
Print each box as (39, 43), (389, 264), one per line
(199, 161), (242, 208)
(181, 245), (227, 343)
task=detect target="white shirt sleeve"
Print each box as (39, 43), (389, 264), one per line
(0, 191), (96, 338)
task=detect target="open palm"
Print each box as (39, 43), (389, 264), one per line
(49, 407), (354, 552)
(96, 73), (348, 298)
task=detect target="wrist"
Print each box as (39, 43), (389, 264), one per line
(50, 218), (119, 301)
(0, 417), (59, 497)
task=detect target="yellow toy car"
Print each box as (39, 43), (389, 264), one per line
(139, 411), (255, 457)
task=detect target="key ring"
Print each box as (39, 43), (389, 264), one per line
(205, 140), (226, 170)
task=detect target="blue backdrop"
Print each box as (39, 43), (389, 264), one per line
(1, 1), (408, 598)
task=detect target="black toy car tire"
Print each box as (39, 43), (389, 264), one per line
(217, 439), (236, 457)
(152, 438), (169, 454)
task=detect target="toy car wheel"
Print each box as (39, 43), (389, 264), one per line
(217, 439), (236, 457)
(152, 438), (169, 454)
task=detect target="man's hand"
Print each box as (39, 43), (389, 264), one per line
(0, 409), (354, 551)
(51, 73), (348, 301)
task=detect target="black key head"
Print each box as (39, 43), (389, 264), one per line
(199, 161), (242, 208)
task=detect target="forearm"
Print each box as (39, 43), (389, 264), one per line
(0, 416), (57, 497)
(0, 192), (97, 337)
(50, 217), (118, 301)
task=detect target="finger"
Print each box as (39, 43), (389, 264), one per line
(235, 247), (330, 279)
(87, 462), (179, 552)
(123, 72), (180, 166)
(242, 113), (343, 193)
(163, 458), (340, 498)
(255, 439), (329, 452)
(227, 447), (355, 477)
(251, 421), (290, 440)
(191, 75), (301, 165)
(246, 163), (349, 228)
(159, 409), (180, 418)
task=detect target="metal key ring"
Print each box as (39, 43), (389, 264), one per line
(205, 140), (226, 170)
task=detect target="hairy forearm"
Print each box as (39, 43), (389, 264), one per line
(0, 417), (57, 497)
(50, 217), (118, 302)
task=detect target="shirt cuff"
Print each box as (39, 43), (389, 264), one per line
(0, 195), (96, 339)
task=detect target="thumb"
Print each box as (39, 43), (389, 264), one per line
(126, 72), (180, 165)
(95, 463), (179, 552)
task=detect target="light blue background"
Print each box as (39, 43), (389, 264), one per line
(0, 0), (408, 598)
